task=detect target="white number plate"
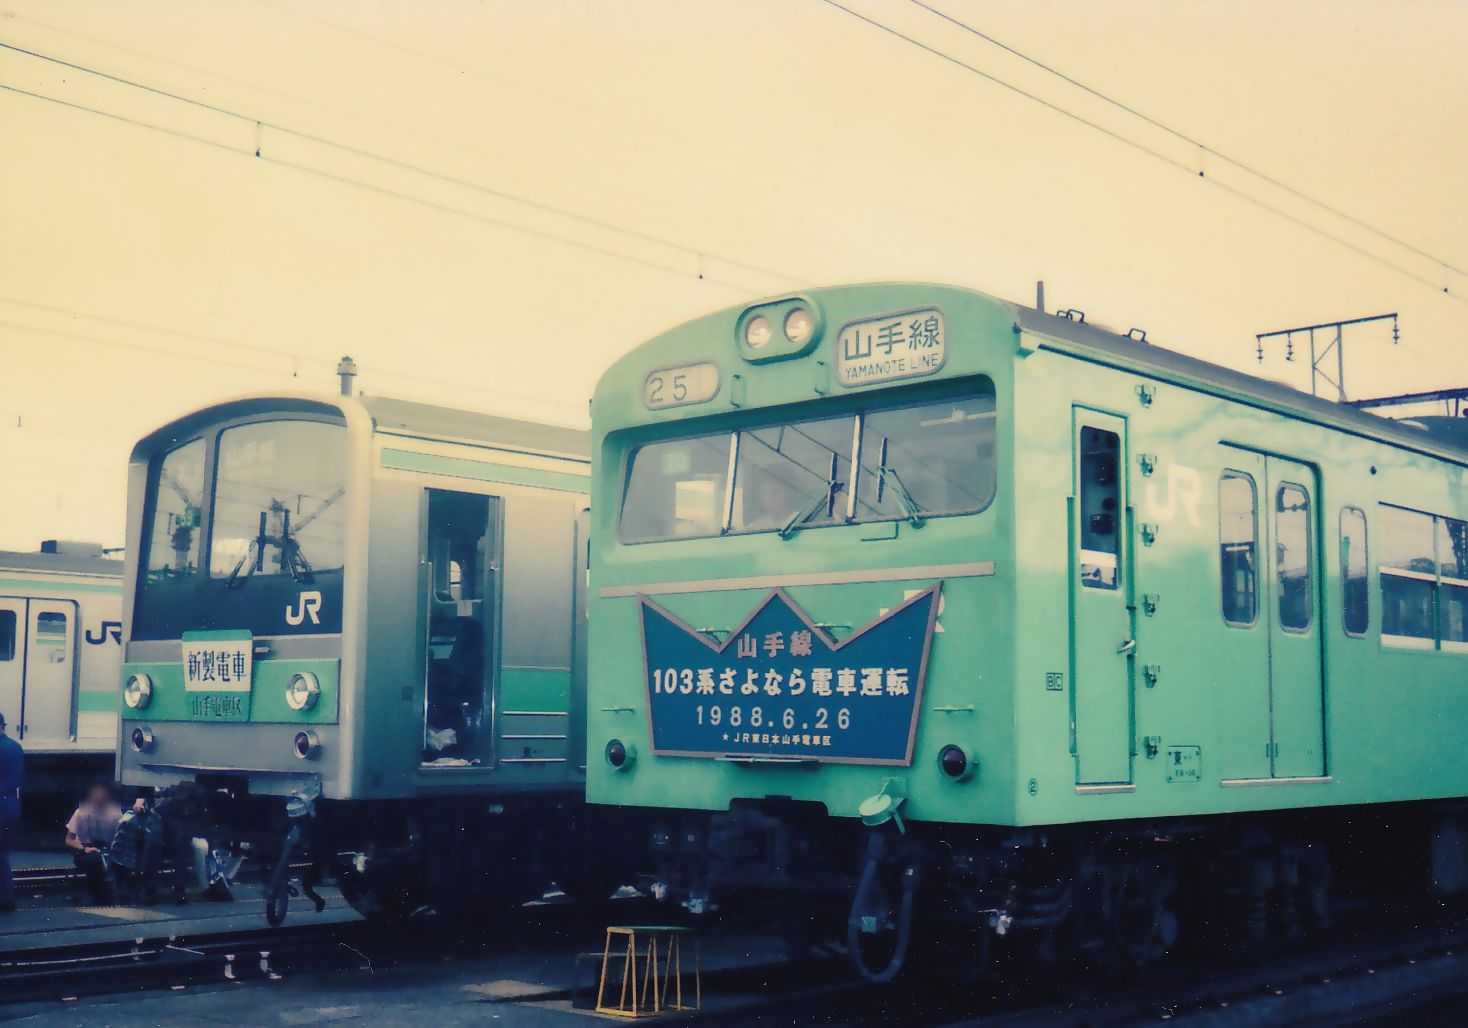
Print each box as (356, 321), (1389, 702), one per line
(182, 631), (253, 692)
(836, 308), (946, 387)
(644, 362), (720, 410)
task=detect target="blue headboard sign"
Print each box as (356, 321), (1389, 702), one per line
(639, 584), (942, 765)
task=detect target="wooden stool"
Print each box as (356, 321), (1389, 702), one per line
(595, 924), (699, 1018)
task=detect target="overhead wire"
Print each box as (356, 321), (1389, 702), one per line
(818, 0), (1468, 306)
(908, 0), (1468, 283)
(0, 41), (799, 291)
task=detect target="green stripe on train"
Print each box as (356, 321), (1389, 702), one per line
(118, 658), (340, 724)
(0, 577), (120, 594)
(500, 666), (571, 711)
(78, 691), (117, 713)
(381, 448), (588, 494)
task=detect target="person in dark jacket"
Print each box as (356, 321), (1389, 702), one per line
(0, 712), (21, 913)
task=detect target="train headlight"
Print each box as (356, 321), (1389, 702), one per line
(285, 672), (320, 711)
(605, 738), (636, 771)
(939, 744), (976, 782)
(123, 673), (153, 710)
(784, 307), (814, 345)
(130, 726), (155, 753)
(293, 730), (321, 760)
(743, 315), (773, 350)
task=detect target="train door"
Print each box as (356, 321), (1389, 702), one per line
(1216, 453), (1272, 780)
(23, 601), (78, 745)
(1070, 409), (1134, 785)
(1264, 457), (1325, 778)
(1216, 450), (1325, 780)
(420, 489), (502, 767)
(0, 599), (23, 733)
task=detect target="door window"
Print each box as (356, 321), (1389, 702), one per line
(1077, 427), (1121, 590)
(1219, 472), (1259, 626)
(1340, 507), (1369, 636)
(1275, 483), (1313, 631)
(0, 610), (15, 661)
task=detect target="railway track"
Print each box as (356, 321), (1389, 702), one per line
(4, 897), (1467, 1024)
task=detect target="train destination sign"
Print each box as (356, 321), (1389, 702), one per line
(181, 628), (253, 722)
(639, 584), (941, 764)
(835, 307), (946, 388)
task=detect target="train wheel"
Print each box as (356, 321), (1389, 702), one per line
(1105, 853), (1178, 971)
(338, 861), (418, 924)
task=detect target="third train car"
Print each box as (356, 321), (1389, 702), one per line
(586, 282), (1468, 979)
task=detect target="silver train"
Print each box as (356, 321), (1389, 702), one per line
(0, 542), (123, 816)
(116, 394), (619, 919)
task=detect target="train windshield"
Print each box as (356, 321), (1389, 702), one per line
(619, 387), (996, 543)
(209, 421), (348, 585)
(133, 419), (348, 639)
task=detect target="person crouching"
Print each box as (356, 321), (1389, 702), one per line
(65, 781), (126, 905)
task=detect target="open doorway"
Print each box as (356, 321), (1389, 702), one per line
(422, 489), (501, 766)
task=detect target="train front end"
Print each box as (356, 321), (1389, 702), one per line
(117, 397), (366, 802)
(588, 284), (1017, 972)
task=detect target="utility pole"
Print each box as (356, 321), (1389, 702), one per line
(1254, 313), (1398, 402)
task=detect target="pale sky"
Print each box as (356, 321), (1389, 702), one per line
(2, 0), (1464, 551)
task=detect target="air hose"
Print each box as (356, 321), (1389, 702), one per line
(846, 831), (921, 983)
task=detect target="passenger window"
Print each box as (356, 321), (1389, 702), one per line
(1275, 484), (1312, 631)
(1078, 427), (1121, 590)
(1379, 505), (1436, 644)
(0, 610), (15, 661)
(1219, 472), (1258, 626)
(1441, 517), (1468, 649)
(1340, 507), (1369, 636)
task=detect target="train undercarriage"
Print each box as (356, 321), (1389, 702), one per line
(643, 799), (1468, 982)
(192, 781), (635, 927)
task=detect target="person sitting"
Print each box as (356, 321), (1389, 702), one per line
(65, 781), (128, 904)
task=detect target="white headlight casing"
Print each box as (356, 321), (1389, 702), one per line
(784, 307), (814, 345)
(285, 672), (320, 711)
(123, 673), (153, 710)
(744, 314), (773, 349)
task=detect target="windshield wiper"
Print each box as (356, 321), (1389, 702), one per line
(879, 465), (927, 528)
(224, 511), (269, 589)
(779, 481), (838, 540)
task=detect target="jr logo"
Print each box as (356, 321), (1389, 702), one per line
(1143, 464), (1202, 528)
(285, 591), (322, 626)
(85, 620), (123, 645)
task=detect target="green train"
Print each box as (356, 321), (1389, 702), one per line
(586, 283), (1468, 977)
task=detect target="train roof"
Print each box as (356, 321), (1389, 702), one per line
(0, 550), (122, 579)
(131, 393), (589, 463)
(360, 395), (588, 459)
(1010, 301), (1468, 466)
(593, 282), (1466, 468)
